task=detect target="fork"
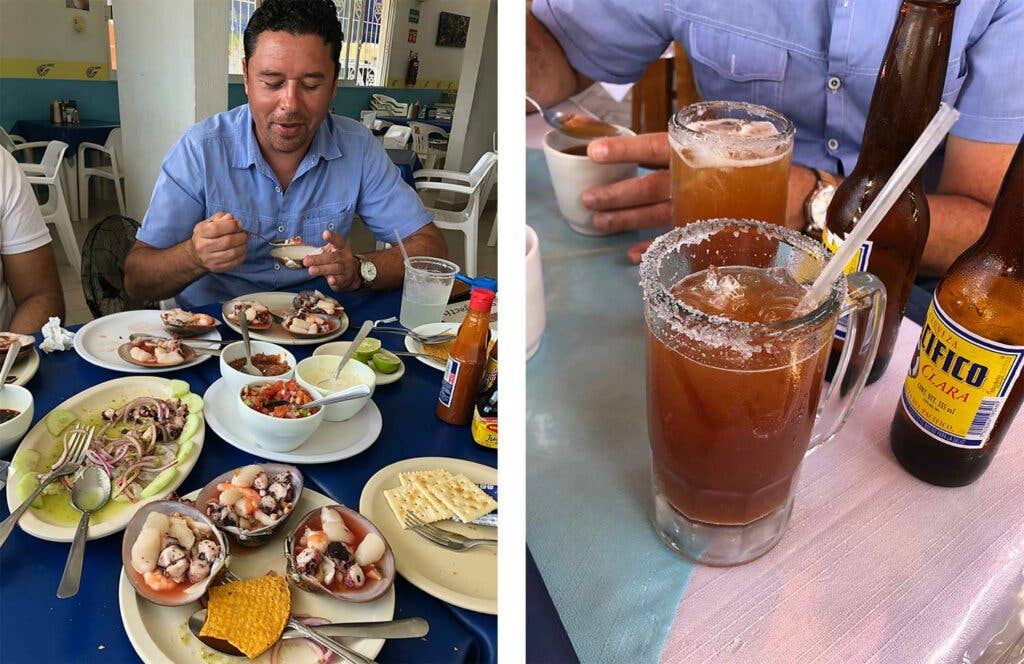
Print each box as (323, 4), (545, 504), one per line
(372, 327), (454, 345)
(403, 515), (497, 552)
(0, 426), (95, 548)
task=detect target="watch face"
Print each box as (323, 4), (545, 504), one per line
(360, 259), (378, 282)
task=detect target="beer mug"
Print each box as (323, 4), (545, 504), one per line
(640, 219), (885, 566)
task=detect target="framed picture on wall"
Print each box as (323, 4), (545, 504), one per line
(436, 12), (470, 48)
(66, 0), (89, 9)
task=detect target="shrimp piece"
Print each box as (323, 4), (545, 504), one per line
(130, 347), (156, 363)
(218, 483), (260, 513)
(143, 570), (179, 591)
(193, 313), (215, 326)
(306, 530), (329, 552)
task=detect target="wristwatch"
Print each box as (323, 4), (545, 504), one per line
(355, 254), (377, 289)
(803, 168), (841, 238)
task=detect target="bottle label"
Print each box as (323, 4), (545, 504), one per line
(471, 409), (498, 449)
(823, 228), (873, 340)
(900, 298), (1024, 448)
(438, 357), (461, 408)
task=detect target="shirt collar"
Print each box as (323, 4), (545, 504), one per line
(230, 105), (343, 170)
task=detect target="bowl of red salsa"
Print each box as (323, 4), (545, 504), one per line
(236, 379), (324, 452)
(0, 384), (33, 457)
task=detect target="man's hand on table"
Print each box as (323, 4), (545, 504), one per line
(303, 230), (361, 292)
(188, 212), (248, 273)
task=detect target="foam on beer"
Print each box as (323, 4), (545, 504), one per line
(672, 118), (788, 169)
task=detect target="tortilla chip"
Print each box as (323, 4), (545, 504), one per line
(200, 575), (290, 659)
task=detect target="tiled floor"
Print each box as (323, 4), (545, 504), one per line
(57, 194), (498, 327)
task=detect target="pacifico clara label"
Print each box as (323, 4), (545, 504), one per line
(822, 228), (873, 340)
(900, 297), (1024, 448)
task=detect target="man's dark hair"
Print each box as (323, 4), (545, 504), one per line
(243, 0), (343, 76)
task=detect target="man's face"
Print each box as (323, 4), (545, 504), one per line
(242, 31), (337, 156)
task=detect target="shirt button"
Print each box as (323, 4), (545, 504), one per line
(277, 225), (285, 233)
(827, 138), (840, 151)
(275, 186), (282, 193)
(328, 223), (335, 230)
(827, 76), (842, 92)
(274, 263), (280, 270)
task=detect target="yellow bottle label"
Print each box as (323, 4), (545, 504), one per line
(822, 228), (873, 340)
(471, 408), (498, 449)
(900, 298), (1024, 448)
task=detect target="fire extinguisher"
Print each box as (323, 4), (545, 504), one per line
(406, 51), (419, 86)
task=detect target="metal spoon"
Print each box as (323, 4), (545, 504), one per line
(265, 384), (372, 411)
(525, 95), (624, 139)
(0, 342), (21, 392)
(187, 609), (428, 656)
(56, 466), (111, 598)
(319, 320), (374, 388)
(237, 309), (261, 376)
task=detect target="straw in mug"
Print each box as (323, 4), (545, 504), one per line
(797, 103), (960, 313)
(394, 229), (411, 266)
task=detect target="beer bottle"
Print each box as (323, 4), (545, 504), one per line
(823, 0), (958, 383)
(471, 375), (498, 449)
(890, 137), (1024, 487)
(437, 287), (495, 426)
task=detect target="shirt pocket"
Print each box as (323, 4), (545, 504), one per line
(294, 202), (356, 247)
(687, 22), (788, 110)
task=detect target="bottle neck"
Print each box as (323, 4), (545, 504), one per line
(978, 139), (1024, 264)
(855, 1), (957, 175)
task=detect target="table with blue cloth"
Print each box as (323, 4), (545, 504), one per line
(0, 286), (496, 664)
(375, 116), (453, 133)
(11, 119), (120, 153)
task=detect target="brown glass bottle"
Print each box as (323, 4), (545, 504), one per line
(890, 137), (1024, 487)
(824, 0), (958, 384)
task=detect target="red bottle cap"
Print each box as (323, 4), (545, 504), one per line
(468, 287), (495, 313)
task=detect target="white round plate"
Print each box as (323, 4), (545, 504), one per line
(10, 346), (39, 386)
(222, 292), (349, 346)
(360, 457), (497, 615)
(313, 341), (405, 385)
(203, 378), (382, 463)
(119, 487), (395, 664)
(74, 310), (221, 374)
(404, 323), (498, 371)
(4, 376), (205, 542)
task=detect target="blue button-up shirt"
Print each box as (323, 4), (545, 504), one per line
(138, 104), (432, 309)
(534, 0), (1024, 174)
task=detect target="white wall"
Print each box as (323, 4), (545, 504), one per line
(445, 0), (496, 172)
(0, 0), (108, 61)
(386, 0), (490, 87)
(112, 0), (228, 219)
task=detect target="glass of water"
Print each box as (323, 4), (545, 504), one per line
(399, 257), (460, 329)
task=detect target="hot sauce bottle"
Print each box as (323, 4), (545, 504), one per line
(437, 287), (495, 425)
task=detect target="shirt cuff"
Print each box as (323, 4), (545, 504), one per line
(372, 210), (434, 246)
(950, 114), (1024, 145)
(1, 228), (51, 256)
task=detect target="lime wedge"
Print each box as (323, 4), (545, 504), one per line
(353, 337), (382, 363)
(372, 350), (401, 374)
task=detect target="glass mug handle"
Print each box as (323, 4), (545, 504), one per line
(808, 271), (887, 451)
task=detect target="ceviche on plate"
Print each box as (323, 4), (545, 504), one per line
(240, 379), (319, 419)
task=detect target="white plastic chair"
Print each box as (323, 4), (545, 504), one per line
(0, 127), (27, 154)
(409, 122), (449, 169)
(382, 125), (412, 150)
(22, 141), (80, 274)
(412, 152), (498, 278)
(77, 127), (126, 218)
(3, 132), (46, 176)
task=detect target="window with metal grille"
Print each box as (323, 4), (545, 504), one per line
(229, 0), (259, 75)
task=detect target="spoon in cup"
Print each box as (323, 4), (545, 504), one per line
(525, 95), (624, 139)
(57, 466), (111, 598)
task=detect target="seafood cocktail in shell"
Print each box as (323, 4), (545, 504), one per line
(122, 501), (228, 606)
(118, 338), (197, 368)
(270, 244), (322, 270)
(281, 311), (341, 339)
(285, 504), (395, 603)
(292, 290), (343, 317)
(160, 309), (219, 338)
(196, 463), (303, 547)
(0, 332), (35, 359)
(225, 300), (272, 330)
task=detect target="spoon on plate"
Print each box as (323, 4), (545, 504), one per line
(0, 342), (21, 392)
(56, 466), (111, 598)
(265, 384), (372, 412)
(186, 609), (429, 655)
(320, 320), (374, 388)
(237, 309), (261, 376)
(525, 95), (624, 139)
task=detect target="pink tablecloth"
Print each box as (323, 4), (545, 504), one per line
(664, 318), (1024, 663)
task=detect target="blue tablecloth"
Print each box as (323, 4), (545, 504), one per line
(0, 286), (496, 664)
(376, 116), (453, 133)
(10, 119), (119, 152)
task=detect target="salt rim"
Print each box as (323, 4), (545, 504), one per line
(639, 219), (846, 359)
(669, 101), (794, 169)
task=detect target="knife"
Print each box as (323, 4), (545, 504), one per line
(0, 459), (9, 493)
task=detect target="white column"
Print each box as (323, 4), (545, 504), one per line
(446, 0), (497, 172)
(112, 0), (229, 220)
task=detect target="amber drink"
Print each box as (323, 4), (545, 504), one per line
(641, 220), (885, 566)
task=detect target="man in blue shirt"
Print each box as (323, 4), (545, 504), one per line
(528, 1), (1023, 269)
(125, 0), (446, 309)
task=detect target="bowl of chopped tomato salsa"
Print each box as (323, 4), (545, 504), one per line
(236, 379), (324, 452)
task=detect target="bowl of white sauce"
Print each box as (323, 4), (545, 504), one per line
(295, 355), (376, 422)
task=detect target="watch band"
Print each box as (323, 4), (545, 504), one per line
(803, 169), (840, 237)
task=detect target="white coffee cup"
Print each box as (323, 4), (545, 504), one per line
(542, 127), (638, 235)
(525, 225), (545, 360)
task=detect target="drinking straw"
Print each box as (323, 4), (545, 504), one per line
(798, 103), (960, 313)
(394, 229), (411, 266)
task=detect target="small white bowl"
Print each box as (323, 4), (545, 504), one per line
(236, 379), (324, 452)
(0, 385), (34, 457)
(219, 341), (296, 395)
(295, 355), (375, 422)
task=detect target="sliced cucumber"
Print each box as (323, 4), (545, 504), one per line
(168, 379), (190, 399)
(140, 467), (178, 499)
(45, 409), (77, 437)
(175, 440), (194, 464)
(16, 474), (43, 509)
(181, 393), (203, 414)
(10, 448), (41, 475)
(179, 413), (201, 443)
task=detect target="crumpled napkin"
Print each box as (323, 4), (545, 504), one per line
(39, 317), (75, 353)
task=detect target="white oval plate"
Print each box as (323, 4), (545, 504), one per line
(74, 310), (221, 374)
(404, 323), (498, 372)
(203, 378), (382, 463)
(119, 487), (394, 664)
(313, 341), (405, 385)
(360, 457), (497, 615)
(10, 346), (39, 386)
(4, 376), (205, 542)
(222, 292), (349, 346)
